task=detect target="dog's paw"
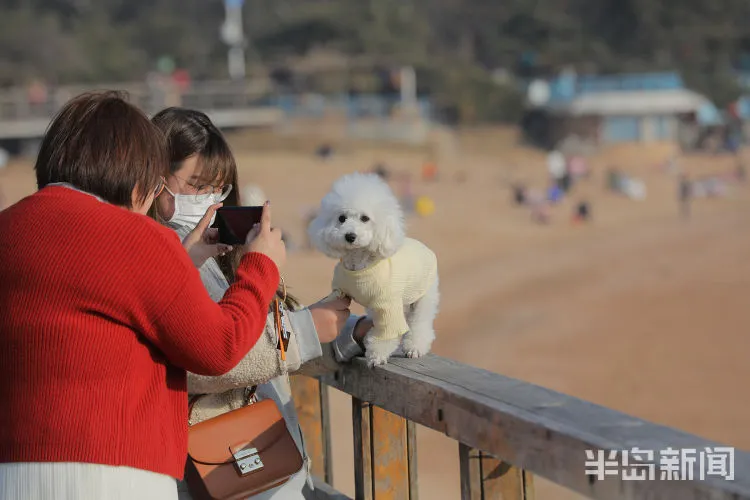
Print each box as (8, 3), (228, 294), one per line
(364, 337), (399, 367)
(365, 353), (389, 368)
(401, 332), (432, 359)
(404, 347), (428, 359)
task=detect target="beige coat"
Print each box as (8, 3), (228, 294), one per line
(172, 224), (342, 500)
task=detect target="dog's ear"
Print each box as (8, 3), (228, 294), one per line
(307, 210), (343, 259)
(306, 212), (328, 254)
(374, 213), (405, 258)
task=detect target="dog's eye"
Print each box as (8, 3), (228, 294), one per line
(338, 215), (347, 223)
(360, 215), (370, 223)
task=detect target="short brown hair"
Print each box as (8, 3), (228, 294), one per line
(35, 91), (167, 208)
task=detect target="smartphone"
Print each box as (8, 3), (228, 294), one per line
(211, 206), (264, 245)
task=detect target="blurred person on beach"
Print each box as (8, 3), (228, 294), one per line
(511, 183), (527, 206)
(531, 202), (551, 224)
(547, 183), (564, 204)
(557, 166), (573, 193)
(315, 143), (334, 161)
(26, 79), (49, 109)
(736, 157), (747, 183)
(573, 200), (591, 224)
(399, 172), (416, 214)
(605, 166), (620, 192)
(0, 92), (286, 500)
(421, 160), (438, 182)
(678, 174), (693, 219)
(547, 148), (566, 183)
(150, 108), (374, 500)
(371, 162), (390, 180)
(525, 188), (550, 224)
(568, 155), (589, 180)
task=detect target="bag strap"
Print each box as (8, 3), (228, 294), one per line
(188, 294), (279, 423)
(245, 385), (258, 403)
(274, 298), (287, 361)
(188, 385), (258, 423)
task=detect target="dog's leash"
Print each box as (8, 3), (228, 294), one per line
(274, 275), (290, 361)
(320, 289), (350, 304)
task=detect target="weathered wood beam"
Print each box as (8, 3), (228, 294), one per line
(320, 355), (750, 500)
(290, 375), (333, 484)
(352, 398), (418, 500)
(460, 443), (534, 500)
(353, 398), (374, 500)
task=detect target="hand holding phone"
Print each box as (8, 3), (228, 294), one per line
(212, 206), (265, 245)
(243, 202), (286, 269)
(183, 203), (233, 268)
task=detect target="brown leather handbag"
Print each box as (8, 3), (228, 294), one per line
(184, 389), (304, 500)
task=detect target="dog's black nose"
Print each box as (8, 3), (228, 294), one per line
(345, 232), (357, 243)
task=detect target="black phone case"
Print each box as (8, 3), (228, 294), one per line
(212, 207), (264, 245)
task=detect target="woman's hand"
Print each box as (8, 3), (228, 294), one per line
(182, 203), (233, 268)
(353, 317), (374, 346)
(308, 296), (352, 343)
(245, 201), (286, 270)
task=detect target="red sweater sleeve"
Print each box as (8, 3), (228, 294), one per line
(141, 236), (280, 376)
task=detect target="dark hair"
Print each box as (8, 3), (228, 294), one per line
(151, 107), (238, 187)
(35, 91), (166, 208)
(150, 108), (299, 309)
(151, 108), (241, 282)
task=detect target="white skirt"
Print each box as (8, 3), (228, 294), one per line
(0, 462), (177, 500)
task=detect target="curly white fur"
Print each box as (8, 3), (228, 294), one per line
(241, 184), (267, 206)
(308, 172), (440, 366)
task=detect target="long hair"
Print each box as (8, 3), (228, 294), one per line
(150, 107), (298, 309)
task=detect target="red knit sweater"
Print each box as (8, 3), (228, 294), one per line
(0, 186), (279, 480)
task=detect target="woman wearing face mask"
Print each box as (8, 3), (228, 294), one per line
(0, 92), (284, 500)
(150, 108), (373, 500)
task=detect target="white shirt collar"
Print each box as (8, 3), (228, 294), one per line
(47, 182), (105, 203)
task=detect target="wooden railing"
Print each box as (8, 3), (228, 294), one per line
(291, 355), (750, 500)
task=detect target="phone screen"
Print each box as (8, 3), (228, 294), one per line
(212, 206), (264, 245)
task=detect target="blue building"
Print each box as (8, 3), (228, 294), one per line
(522, 71), (719, 148)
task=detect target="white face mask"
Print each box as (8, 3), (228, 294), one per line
(162, 185), (232, 228)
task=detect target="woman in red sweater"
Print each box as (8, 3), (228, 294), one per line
(0, 91), (285, 500)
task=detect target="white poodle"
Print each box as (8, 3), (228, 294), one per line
(308, 173), (440, 366)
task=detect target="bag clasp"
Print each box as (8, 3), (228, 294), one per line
(233, 447), (264, 475)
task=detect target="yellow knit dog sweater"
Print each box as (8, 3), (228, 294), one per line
(332, 238), (438, 342)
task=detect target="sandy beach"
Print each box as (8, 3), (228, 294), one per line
(2, 127), (747, 499)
